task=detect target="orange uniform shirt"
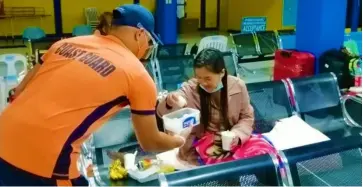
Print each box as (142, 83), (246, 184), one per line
(0, 35), (157, 179)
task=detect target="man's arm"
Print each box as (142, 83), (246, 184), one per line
(131, 114), (184, 152)
(128, 72), (184, 152)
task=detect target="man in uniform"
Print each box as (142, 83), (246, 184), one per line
(0, 4), (184, 186)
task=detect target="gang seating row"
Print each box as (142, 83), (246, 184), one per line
(79, 73), (362, 186)
(245, 72), (361, 137)
(230, 29), (359, 61)
(144, 46), (240, 92)
(156, 36), (228, 57)
(156, 43), (188, 57)
(230, 30), (290, 82)
(145, 38), (233, 91)
(160, 135), (361, 187)
(277, 30), (363, 50)
(143, 43), (187, 92)
(145, 43), (188, 91)
(84, 132), (361, 186)
(230, 30), (280, 62)
(155, 52), (239, 92)
(279, 135), (361, 186)
(278, 31), (362, 56)
(231, 29), (298, 61)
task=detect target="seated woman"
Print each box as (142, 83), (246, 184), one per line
(94, 12), (112, 35)
(157, 48), (275, 166)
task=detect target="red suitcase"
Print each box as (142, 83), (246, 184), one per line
(273, 50), (315, 81)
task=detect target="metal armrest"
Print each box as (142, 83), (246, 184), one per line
(78, 138), (96, 186)
(81, 142), (93, 160)
(278, 151), (294, 186)
(79, 135), (97, 175)
(341, 95), (362, 128)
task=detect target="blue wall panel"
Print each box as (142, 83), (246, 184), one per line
(282, 0), (298, 26)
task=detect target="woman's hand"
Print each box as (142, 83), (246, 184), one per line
(206, 145), (223, 156)
(230, 136), (239, 150)
(206, 145), (232, 159)
(166, 92), (187, 108)
(231, 129), (249, 145)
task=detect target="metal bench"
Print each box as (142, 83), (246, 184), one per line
(155, 55), (194, 92)
(231, 32), (259, 58)
(159, 154), (282, 186)
(221, 51), (240, 77)
(277, 29), (295, 36)
(280, 135), (362, 186)
(157, 43), (188, 58)
(247, 80), (295, 133)
(287, 73), (362, 139)
(255, 30), (279, 56)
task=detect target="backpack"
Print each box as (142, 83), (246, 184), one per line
(319, 48), (356, 89)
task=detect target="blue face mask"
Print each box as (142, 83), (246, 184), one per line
(200, 82), (223, 93)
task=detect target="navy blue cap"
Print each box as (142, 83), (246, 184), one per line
(112, 4), (162, 45)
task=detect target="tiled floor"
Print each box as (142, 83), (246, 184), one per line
(0, 32), (274, 84)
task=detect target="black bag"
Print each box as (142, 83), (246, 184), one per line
(319, 48), (355, 89)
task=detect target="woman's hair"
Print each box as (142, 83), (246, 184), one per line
(194, 48), (229, 137)
(96, 12), (113, 35)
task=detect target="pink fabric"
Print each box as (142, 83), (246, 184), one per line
(355, 76), (362, 87)
(194, 133), (277, 165)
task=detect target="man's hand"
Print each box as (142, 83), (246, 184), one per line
(167, 127), (193, 148)
(132, 113), (185, 152)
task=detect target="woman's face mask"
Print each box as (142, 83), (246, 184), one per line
(200, 81), (223, 93)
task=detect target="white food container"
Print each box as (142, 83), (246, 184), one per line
(128, 165), (159, 183)
(162, 108), (200, 134)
